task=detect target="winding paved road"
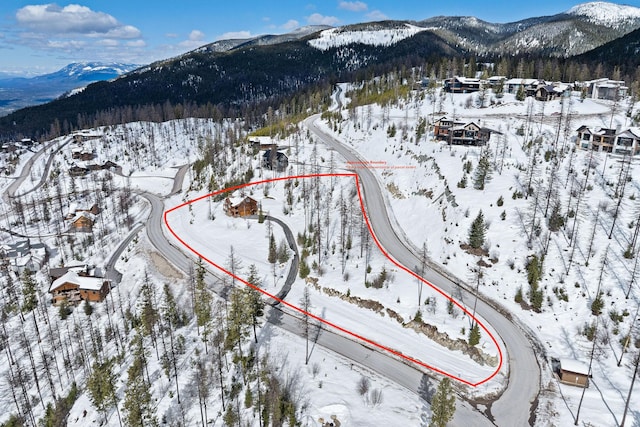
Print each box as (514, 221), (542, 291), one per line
(305, 114), (544, 426)
(3, 137), (72, 203)
(6, 124), (541, 425)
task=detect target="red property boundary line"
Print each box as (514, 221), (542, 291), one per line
(164, 173), (504, 387)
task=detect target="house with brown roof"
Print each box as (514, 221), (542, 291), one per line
(224, 196), (258, 217)
(49, 270), (110, 304)
(70, 212), (95, 232)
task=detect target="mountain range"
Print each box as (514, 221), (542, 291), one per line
(0, 62), (138, 116)
(1, 1), (639, 139)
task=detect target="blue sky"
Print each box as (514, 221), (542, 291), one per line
(0, 1), (638, 75)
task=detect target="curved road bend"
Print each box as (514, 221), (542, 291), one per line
(5, 137), (72, 202)
(147, 176), (495, 425)
(305, 114), (542, 426)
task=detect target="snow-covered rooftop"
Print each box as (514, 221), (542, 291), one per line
(560, 358), (590, 375)
(49, 271), (106, 292)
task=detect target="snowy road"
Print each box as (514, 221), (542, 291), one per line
(147, 176), (495, 425)
(305, 114), (543, 426)
(3, 136), (72, 202)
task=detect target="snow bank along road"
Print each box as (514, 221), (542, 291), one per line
(305, 114), (543, 426)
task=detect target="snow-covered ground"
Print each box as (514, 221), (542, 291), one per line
(2, 80), (640, 426)
(165, 174), (503, 388)
(317, 85), (640, 426)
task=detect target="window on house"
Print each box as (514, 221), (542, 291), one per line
(618, 137), (633, 147)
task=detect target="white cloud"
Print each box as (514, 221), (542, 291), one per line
(165, 33), (178, 39)
(307, 13), (340, 26)
(16, 3), (141, 39)
(101, 25), (141, 39)
(126, 40), (146, 48)
(282, 19), (300, 31)
(188, 30), (205, 41)
(175, 30), (207, 50)
(339, 1), (368, 12)
(46, 39), (87, 50)
(96, 39), (119, 47)
(217, 30), (253, 40)
(366, 10), (389, 21)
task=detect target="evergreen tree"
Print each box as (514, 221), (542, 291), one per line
(139, 273), (159, 345)
(468, 323), (481, 346)
(526, 254), (541, 287)
(473, 149), (492, 190)
(468, 210), (486, 249)
(430, 377), (456, 427)
(299, 259), (310, 279)
(21, 269), (38, 313)
(225, 287), (250, 355)
(516, 84), (526, 101)
(194, 259), (212, 337)
(268, 233), (277, 264)
(123, 334), (157, 427)
(245, 265), (265, 343)
(83, 299), (93, 316)
(547, 202), (564, 232)
(277, 239), (290, 263)
(87, 359), (119, 424)
(526, 255), (544, 312)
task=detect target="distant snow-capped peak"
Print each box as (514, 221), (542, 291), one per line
(567, 2), (640, 26)
(308, 23), (426, 51)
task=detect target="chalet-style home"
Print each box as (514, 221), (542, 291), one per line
(248, 136), (277, 151)
(49, 263), (103, 281)
(69, 165), (89, 177)
(72, 132), (101, 143)
(0, 239), (47, 274)
(1, 143), (18, 153)
(558, 359), (590, 387)
(576, 125), (640, 156)
(444, 76), (481, 93)
(535, 85), (559, 101)
(262, 149), (289, 172)
(71, 146), (95, 161)
(102, 161), (118, 170)
(49, 270), (110, 304)
(584, 78), (628, 101)
(486, 76), (506, 90)
(70, 212), (95, 232)
(65, 202), (101, 220)
(535, 83), (572, 101)
(224, 196), (258, 217)
(433, 117), (466, 141)
(505, 78), (545, 96)
(434, 117), (498, 145)
(20, 138), (35, 147)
